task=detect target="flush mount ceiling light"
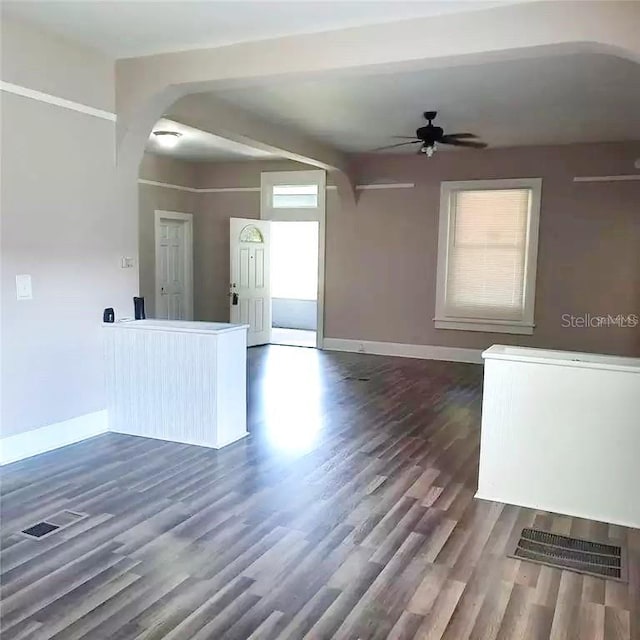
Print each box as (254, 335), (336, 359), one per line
(152, 130), (182, 148)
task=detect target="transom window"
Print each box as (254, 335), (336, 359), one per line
(272, 184), (318, 209)
(260, 170), (325, 222)
(435, 178), (542, 335)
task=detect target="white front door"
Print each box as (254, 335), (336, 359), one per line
(229, 218), (271, 346)
(156, 213), (193, 320)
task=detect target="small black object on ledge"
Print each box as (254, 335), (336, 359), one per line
(103, 308), (115, 323)
(133, 297), (146, 320)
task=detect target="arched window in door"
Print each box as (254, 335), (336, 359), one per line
(239, 224), (264, 243)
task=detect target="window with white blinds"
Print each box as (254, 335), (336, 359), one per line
(435, 179), (541, 334)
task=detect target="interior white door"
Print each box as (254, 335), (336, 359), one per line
(229, 218), (271, 346)
(156, 218), (189, 320)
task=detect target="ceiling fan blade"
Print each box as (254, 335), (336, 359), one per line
(370, 140), (420, 151)
(440, 138), (487, 149)
(442, 133), (478, 139)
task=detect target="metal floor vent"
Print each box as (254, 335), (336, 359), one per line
(21, 510), (88, 541)
(22, 522), (60, 539)
(509, 527), (626, 582)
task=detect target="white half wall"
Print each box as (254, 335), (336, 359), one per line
(105, 321), (248, 450)
(477, 345), (640, 528)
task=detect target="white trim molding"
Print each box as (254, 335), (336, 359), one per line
(138, 179), (415, 194)
(434, 178), (542, 336)
(356, 183), (415, 190)
(139, 179), (197, 193)
(573, 175), (640, 183)
(199, 186), (261, 193)
(433, 319), (535, 335)
(138, 179), (260, 193)
(0, 81), (117, 122)
(323, 338), (483, 364)
(326, 183), (415, 191)
(0, 410), (108, 466)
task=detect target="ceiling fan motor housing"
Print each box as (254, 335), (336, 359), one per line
(416, 125), (443, 144)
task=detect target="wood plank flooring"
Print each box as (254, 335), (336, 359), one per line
(1, 345), (638, 639)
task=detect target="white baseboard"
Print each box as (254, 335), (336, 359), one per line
(475, 492), (640, 530)
(0, 340), (479, 465)
(322, 338), (483, 364)
(0, 410), (108, 466)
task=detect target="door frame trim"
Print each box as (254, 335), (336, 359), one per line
(154, 210), (194, 320)
(260, 169), (326, 349)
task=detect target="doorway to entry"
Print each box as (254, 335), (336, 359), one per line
(229, 169), (326, 349)
(270, 221), (319, 348)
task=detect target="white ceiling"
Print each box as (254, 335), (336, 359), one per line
(2, 0), (524, 58)
(210, 53), (640, 151)
(147, 119), (278, 161)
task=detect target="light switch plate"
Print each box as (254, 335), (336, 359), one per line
(16, 274), (32, 300)
(120, 257), (135, 269)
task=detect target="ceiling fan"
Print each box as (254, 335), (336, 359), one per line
(374, 111), (487, 157)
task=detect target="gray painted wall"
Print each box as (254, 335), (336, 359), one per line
(1, 17), (128, 438)
(138, 154), (197, 316)
(142, 145), (640, 358)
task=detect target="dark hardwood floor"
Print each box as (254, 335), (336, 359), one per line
(1, 345), (638, 639)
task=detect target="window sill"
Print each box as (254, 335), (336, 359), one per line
(434, 318), (534, 335)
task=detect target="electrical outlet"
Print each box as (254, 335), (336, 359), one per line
(358, 343), (365, 353)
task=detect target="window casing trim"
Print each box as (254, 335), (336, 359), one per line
(260, 170), (325, 222)
(434, 178), (542, 335)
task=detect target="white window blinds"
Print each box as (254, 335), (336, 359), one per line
(445, 188), (531, 321)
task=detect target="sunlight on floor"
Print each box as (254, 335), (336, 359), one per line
(271, 328), (317, 348)
(261, 346), (322, 454)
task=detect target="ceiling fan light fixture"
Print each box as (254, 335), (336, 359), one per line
(419, 143), (436, 157)
(373, 110), (486, 156)
(153, 130), (182, 148)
